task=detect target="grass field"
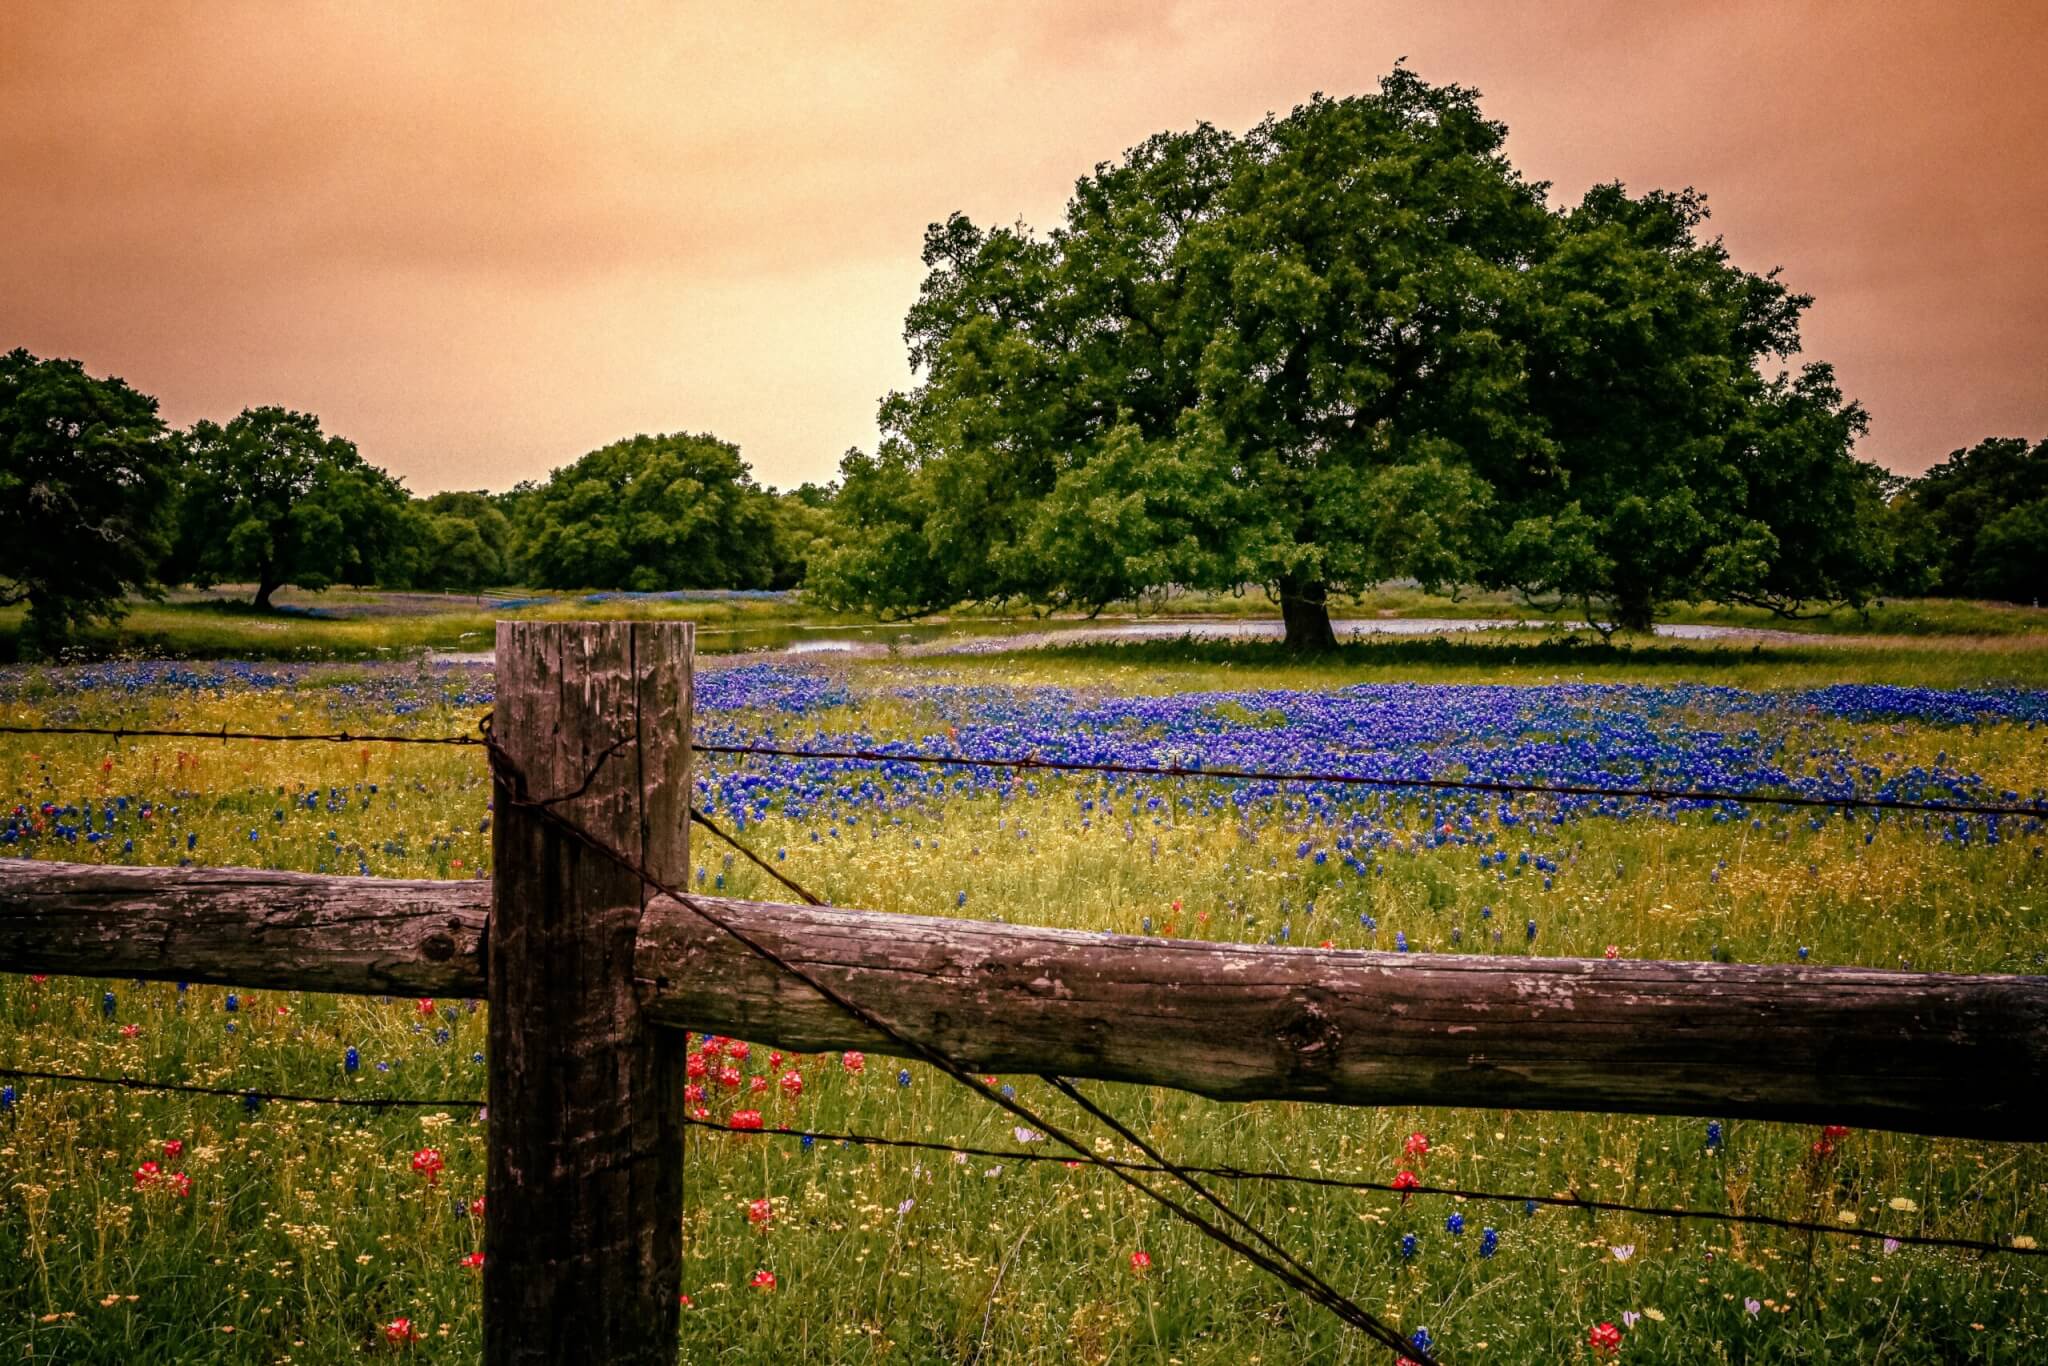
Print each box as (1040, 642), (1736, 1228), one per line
(1, 643), (2044, 1362)
(3, 587), (2042, 663)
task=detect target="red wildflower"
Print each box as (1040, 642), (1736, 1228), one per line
(1811, 1138), (1837, 1159)
(747, 1197), (774, 1226)
(1822, 1124), (1852, 1140)
(750, 1269), (777, 1291)
(1392, 1169), (1421, 1201)
(166, 1171), (191, 1198)
(700, 1035), (725, 1057)
(1604, 945), (1620, 960)
(1589, 1321), (1623, 1355)
(163, 1140), (183, 1159)
(729, 1110), (764, 1131)
(469, 1196), (486, 1218)
(679, 1294), (693, 1308)
(416, 998), (434, 1017)
(779, 1070), (803, 1098)
(384, 1316), (419, 1345)
(686, 1053), (708, 1081)
(460, 1251), (484, 1269)
(133, 1160), (160, 1188)
(1403, 1131), (1431, 1159)
(684, 1082), (705, 1104)
(749, 1075), (769, 1094)
(411, 1148), (445, 1184)
(728, 1041), (750, 1061)
(1130, 1250), (1152, 1273)
(119, 1024), (141, 1038)
(717, 1066), (743, 1090)
(842, 1051), (865, 1074)
(768, 1051), (783, 1070)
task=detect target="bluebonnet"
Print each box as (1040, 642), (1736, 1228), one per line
(101, 991), (115, 1019)
(1479, 1227), (1498, 1258)
(1411, 1327), (1433, 1354)
(1400, 1233), (1418, 1259)
(225, 993), (238, 1012)
(243, 1091), (262, 1114)
(345, 1047), (360, 1073)
(1706, 1121), (1723, 1152)
(897, 1070), (912, 1088)
(1445, 1213), (1464, 1235)
(0, 1085), (14, 1112)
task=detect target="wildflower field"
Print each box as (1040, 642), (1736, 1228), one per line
(1, 650), (2044, 1363)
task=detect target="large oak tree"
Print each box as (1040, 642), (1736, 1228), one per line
(814, 70), (1884, 645)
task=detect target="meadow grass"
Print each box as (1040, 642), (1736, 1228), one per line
(0, 650), (2043, 1363)
(3, 589), (2041, 664)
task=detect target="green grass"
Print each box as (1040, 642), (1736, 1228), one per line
(4, 587), (2042, 664)
(0, 654), (2043, 1362)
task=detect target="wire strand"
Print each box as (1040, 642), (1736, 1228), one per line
(0, 723), (481, 746)
(0, 1065), (481, 1110)
(699, 740), (2047, 821)
(680, 1116), (2045, 1259)
(486, 731), (1432, 1361)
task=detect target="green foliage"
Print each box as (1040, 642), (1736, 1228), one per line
(512, 432), (780, 590)
(170, 408), (412, 608)
(819, 69), (1892, 645)
(0, 348), (175, 651)
(1893, 436), (2047, 603)
(389, 491), (515, 593)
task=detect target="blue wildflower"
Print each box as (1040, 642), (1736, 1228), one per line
(1479, 1227), (1498, 1258)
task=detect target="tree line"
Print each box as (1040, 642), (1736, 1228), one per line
(0, 358), (836, 650)
(2, 71), (2040, 650)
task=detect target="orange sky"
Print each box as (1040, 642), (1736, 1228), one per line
(3, 1), (2042, 492)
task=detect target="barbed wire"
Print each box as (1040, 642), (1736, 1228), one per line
(3, 1065), (2033, 1261)
(0, 723), (481, 746)
(699, 740), (2048, 821)
(679, 1116), (2045, 1259)
(485, 725), (1433, 1361)
(2, 719), (2037, 820)
(0, 1065), (480, 1110)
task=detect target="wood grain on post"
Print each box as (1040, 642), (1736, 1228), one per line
(486, 621), (690, 1366)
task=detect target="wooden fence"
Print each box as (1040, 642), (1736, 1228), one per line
(2, 620), (2044, 1364)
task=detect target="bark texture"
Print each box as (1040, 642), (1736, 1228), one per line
(485, 621), (689, 1366)
(3, 862), (2044, 1140)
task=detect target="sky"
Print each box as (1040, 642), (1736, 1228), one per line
(3, 1), (2042, 493)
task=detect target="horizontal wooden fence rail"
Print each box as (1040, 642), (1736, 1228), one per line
(3, 857), (2045, 1141)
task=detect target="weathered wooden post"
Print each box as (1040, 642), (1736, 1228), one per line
(486, 622), (691, 1365)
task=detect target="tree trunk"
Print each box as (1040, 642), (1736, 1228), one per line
(252, 573), (279, 611)
(1277, 576), (1338, 651)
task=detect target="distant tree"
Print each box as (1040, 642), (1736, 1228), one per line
(512, 432), (777, 590)
(0, 348), (175, 649)
(764, 486), (837, 591)
(1495, 186), (1888, 630)
(1893, 437), (2047, 603)
(170, 407), (412, 609)
(392, 490), (514, 593)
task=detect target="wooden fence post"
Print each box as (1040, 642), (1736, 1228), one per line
(486, 622), (691, 1365)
